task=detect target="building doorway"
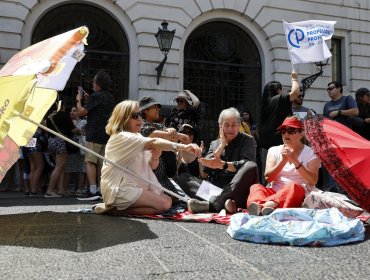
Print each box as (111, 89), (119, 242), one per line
(32, 3), (129, 107)
(184, 21), (261, 147)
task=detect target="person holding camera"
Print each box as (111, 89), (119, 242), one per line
(76, 70), (115, 200)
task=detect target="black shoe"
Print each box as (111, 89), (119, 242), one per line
(77, 187), (101, 201)
(29, 192), (44, 198)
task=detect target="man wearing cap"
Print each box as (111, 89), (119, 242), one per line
(165, 90), (200, 131)
(139, 96), (190, 197)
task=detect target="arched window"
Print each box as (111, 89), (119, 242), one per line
(32, 4), (129, 106)
(184, 21), (261, 146)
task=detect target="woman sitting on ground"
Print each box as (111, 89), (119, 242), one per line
(97, 100), (202, 215)
(246, 116), (321, 216)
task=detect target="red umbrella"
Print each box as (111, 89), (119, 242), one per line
(304, 115), (370, 212)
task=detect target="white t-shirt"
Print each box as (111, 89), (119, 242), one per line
(267, 144), (320, 192)
(100, 131), (162, 206)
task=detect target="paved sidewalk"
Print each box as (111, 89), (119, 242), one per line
(0, 192), (369, 279)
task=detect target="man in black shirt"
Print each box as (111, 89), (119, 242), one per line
(76, 70), (115, 199)
(177, 107), (259, 213)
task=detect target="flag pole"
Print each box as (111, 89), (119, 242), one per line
(18, 113), (188, 202)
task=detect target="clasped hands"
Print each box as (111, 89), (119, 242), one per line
(281, 145), (299, 165)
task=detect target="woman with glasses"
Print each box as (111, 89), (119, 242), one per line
(259, 70), (300, 184)
(138, 96), (190, 198)
(165, 90), (200, 131)
(246, 116), (321, 216)
(97, 100), (202, 215)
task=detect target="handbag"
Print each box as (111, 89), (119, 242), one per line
(48, 113), (79, 154)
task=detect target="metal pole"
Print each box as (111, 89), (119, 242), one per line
(18, 113), (188, 202)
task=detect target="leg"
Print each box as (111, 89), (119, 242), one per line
(266, 182), (306, 208)
(119, 190), (172, 215)
(29, 152), (45, 193)
(47, 153), (68, 194)
(246, 184), (276, 215)
(86, 161), (97, 186)
(176, 173), (203, 199)
(246, 184), (276, 207)
(211, 161), (259, 212)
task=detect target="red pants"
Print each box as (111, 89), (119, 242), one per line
(246, 182), (305, 208)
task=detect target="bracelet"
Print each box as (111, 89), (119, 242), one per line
(291, 79), (298, 81)
(338, 109), (342, 116)
(295, 162), (303, 170)
(223, 161), (228, 170)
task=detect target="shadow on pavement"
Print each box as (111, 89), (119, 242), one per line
(0, 212), (158, 252)
(0, 194), (95, 207)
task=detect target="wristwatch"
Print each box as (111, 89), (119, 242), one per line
(172, 142), (178, 151)
(223, 161), (228, 170)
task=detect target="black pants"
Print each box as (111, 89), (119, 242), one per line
(177, 161), (259, 212)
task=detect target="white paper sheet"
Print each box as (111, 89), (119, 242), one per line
(196, 180), (222, 201)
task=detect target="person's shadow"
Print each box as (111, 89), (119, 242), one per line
(0, 212), (158, 252)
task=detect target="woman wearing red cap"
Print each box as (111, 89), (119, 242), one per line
(246, 116), (321, 216)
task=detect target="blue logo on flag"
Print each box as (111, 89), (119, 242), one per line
(288, 29), (304, 48)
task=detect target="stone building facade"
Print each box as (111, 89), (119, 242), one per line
(1, 0), (369, 143)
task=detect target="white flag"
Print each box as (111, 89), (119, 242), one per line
(283, 20), (336, 65)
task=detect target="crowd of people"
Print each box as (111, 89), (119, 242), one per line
(1, 69), (368, 216)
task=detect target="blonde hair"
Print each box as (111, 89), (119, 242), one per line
(106, 100), (138, 135)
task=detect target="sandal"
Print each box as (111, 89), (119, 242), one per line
(248, 202), (261, 216)
(261, 207), (275, 216)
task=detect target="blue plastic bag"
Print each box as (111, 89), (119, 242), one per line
(227, 208), (364, 246)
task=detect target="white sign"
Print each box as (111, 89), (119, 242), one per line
(283, 20), (336, 65)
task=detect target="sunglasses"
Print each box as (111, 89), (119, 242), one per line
(176, 99), (186, 104)
(131, 111), (142, 120)
(327, 86), (336, 92)
(298, 94), (305, 99)
(279, 127), (300, 135)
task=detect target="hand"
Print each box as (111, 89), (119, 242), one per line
(165, 128), (177, 141)
(291, 70), (298, 81)
(76, 92), (81, 102)
(328, 110), (339, 118)
(151, 148), (162, 160)
(184, 143), (202, 158)
(199, 154), (223, 169)
(281, 145), (296, 163)
(219, 126), (227, 146)
(178, 133), (190, 144)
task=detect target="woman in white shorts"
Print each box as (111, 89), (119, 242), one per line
(98, 100), (202, 215)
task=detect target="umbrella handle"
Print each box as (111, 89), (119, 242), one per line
(18, 114), (188, 202)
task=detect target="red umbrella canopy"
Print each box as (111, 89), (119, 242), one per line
(304, 115), (370, 212)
